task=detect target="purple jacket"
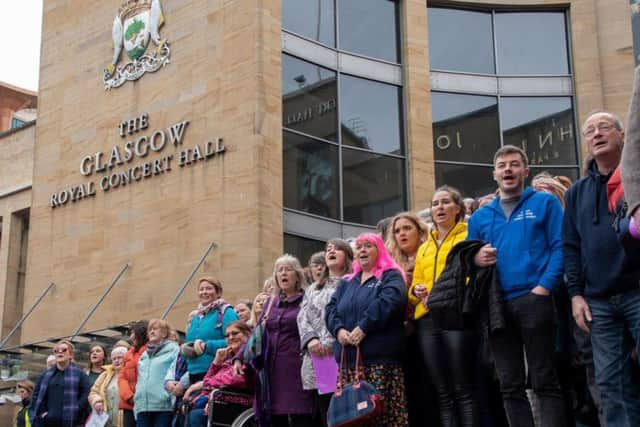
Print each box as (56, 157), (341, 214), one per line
(264, 292), (313, 415)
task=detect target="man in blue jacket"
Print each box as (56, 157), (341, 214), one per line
(564, 110), (640, 426)
(469, 145), (565, 427)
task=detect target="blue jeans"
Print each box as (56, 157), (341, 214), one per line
(136, 412), (174, 427)
(188, 408), (207, 427)
(588, 288), (640, 427)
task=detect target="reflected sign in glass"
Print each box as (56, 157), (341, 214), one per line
(340, 75), (403, 155)
(501, 97), (577, 166)
(284, 131), (339, 219)
(431, 92), (500, 164)
(282, 54), (338, 142)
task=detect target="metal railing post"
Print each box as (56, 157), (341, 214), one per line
(161, 241), (218, 319)
(0, 282), (56, 349)
(71, 263), (130, 339)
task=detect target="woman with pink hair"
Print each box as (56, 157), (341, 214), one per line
(325, 232), (409, 426)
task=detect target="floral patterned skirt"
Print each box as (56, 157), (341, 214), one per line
(343, 362), (408, 427)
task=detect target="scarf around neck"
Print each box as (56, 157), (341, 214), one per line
(146, 340), (168, 357)
(187, 298), (229, 330)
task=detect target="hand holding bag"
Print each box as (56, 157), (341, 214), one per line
(327, 345), (384, 427)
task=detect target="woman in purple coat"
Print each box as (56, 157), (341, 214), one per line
(236, 254), (314, 427)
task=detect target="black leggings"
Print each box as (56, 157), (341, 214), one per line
(417, 314), (479, 427)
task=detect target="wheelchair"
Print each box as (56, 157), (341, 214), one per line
(206, 387), (256, 427)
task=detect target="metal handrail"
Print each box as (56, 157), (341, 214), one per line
(161, 241), (218, 319)
(71, 263), (131, 339)
(0, 282), (56, 349)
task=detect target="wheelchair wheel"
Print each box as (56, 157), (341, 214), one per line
(230, 408), (256, 427)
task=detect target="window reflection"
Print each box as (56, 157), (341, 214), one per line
(495, 12), (569, 75)
(338, 0), (400, 62)
(284, 234), (327, 267)
(431, 92), (500, 164)
(284, 131), (339, 219)
(435, 163), (496, 198)
(342, 148), (405, 225)
(282, 54), (338, 142)
(283, 0), (335, 46)
(340, 75), (403, 155)
(501, 97), (577, 166)
(428, 8), (495, 74)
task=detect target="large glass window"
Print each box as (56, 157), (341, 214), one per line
(431, 92), (500, 164)
(337, 0), (400, 63)
(428, 7), (579, 197)
(282, 0), (335, 46)
(495, 12), (569, 75)
(501, 97), (577, 166)
(283, 131), (339, 219)
(428, 8), (495, 74)
(342, 148), (405, 224)
(284, 234), (326, 267)
(283, 55), (338, 142)
(282, 2), (406, 241)
(340, 75), (403, 155)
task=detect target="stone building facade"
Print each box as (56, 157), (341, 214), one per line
(0, 0), (636, 344)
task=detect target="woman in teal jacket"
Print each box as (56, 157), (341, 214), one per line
(182, 277), (239, 382)
(134, 319), (179, 427)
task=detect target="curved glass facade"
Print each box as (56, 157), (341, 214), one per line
(282, 1), (405, 260)
(429, 7), (579, 198)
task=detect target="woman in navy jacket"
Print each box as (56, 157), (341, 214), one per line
(325, 232), (408, 427)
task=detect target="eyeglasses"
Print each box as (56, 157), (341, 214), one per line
(582, 123), (615, 137)
(225, 330), (242, 338)
(53, 347), (68, 354)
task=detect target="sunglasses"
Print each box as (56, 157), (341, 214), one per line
(53, 347), (68, 354)
(225, 330), (242, 338)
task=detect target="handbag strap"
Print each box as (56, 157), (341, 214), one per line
(260, 294), (276, 325)
(335, 344), (364, 392)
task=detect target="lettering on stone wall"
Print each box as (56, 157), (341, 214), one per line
(50, 113), (226, 208)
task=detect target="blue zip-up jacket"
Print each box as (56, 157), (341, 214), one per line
(467, 187), (564, 300)
(185, 305), (239, 375)
(563, 160), (640, 298)
(325, 269), (406, 366)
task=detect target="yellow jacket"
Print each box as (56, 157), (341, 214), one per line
(409, 221), (468, 320)
(88, 365), (123, 427)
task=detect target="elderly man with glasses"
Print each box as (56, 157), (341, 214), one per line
(563, 108), (640, 426)
(29, 340), (90, 427)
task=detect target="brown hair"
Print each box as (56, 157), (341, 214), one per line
(198, 276), (223, 296)
(432, 185), (466, 223)
(17, 380), (34, 394)
(493, 145), (529, 167)
(225, 320), (252, 337)
(386, 212), (429, 272)
(317, 238), (353, 286)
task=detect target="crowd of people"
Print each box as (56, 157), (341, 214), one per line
(13, 70), (640, 427)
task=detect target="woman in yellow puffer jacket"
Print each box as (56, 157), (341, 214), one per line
(410, 185), (478, 427)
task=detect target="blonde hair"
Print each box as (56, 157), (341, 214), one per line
(386, 212), (429, 272)
(532, 172), (568, 209)
(148, 319), (171, 340)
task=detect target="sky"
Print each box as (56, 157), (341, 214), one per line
(0, 1), (43, 91)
